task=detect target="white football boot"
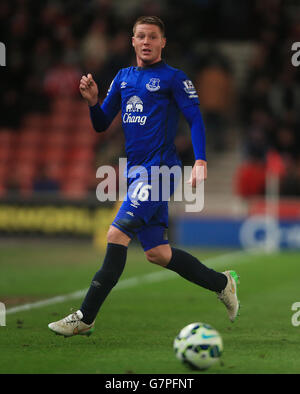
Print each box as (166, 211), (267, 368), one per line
(48, 310), (94, 337)
(217, 270), (240, 322)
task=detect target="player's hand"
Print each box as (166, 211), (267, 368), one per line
(79, 73), (99, 106)
(187, 160), (207, 188)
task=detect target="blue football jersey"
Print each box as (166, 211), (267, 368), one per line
(101, 60), (200, 171)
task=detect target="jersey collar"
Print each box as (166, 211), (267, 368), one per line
(136, 60), (165, 71)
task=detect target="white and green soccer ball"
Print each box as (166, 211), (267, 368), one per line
(173, 322), (223, 370)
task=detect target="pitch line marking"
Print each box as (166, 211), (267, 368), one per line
(6, 249), (250, 315)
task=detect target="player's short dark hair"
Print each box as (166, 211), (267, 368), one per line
(133, 16), (165, 37)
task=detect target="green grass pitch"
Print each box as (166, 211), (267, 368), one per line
(0, 240), (300, 374)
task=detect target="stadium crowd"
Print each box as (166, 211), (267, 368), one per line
(235, 0), (300, 198)
(0, 0), (299, 198)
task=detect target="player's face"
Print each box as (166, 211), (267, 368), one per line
(132, 24), (166, 67)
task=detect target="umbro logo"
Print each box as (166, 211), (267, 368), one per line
(121, 81), (127, 89)
(92, 280), (101, 288)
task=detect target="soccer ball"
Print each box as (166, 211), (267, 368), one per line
(173, 322), (223, 370)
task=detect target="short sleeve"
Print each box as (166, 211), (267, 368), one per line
(171, 70), (200, 109)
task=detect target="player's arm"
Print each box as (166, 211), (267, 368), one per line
(79, 73), (121, 132)
(181, 104), (207, 187)
(171, 70), (207, 186)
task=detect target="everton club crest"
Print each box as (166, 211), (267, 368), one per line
(146, 78), (160, 92)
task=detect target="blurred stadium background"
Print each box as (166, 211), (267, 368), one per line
(0, 0), (299, 251)
(1, 0), (300, 375)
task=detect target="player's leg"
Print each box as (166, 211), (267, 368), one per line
(139, 213), (239, 322)
(141, 227), (227, 292)
(48, 225), (131, 337)
(48, 175), (159, 336)
(79, 226), (130, 325)
(165, 246), (239, 322)
(76, 177), (165, 328)
(144, 243), (172, 266)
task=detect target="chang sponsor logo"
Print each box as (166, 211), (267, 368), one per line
(123, 96), (147, 125)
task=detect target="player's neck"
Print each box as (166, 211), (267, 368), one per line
(136, 57), (163, 68)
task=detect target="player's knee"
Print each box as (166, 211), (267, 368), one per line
(145, 249), (168, 267)
(145, 249), (156, 264)
(107, 226), (131, 246)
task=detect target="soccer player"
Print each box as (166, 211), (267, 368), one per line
(48, 16), (240, 337)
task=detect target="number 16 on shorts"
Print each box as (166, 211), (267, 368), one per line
(131, 182), (152, 202)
